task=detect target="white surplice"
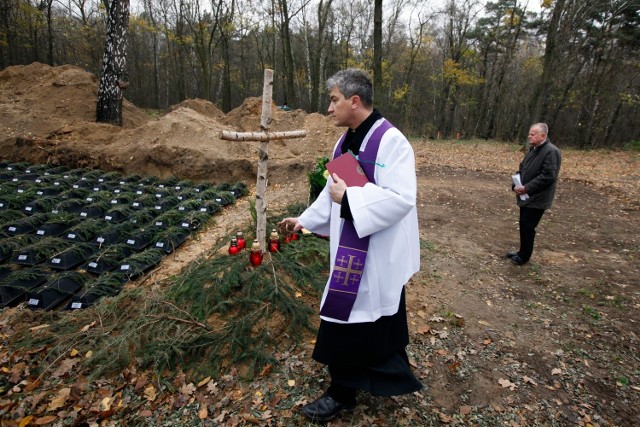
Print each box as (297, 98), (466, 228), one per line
(299, 119), (420, 324)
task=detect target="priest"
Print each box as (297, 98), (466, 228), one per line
(279, 68), (422, 422)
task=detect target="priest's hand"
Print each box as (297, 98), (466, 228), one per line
(329, 173), (347, 204)
(278, 217), (302, 233)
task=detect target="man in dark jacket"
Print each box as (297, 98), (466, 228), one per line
(508, 123), (561, 265)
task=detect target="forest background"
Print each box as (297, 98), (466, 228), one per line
(1, 0), (639, 148)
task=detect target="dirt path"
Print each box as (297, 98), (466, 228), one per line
(404, 164), (640, 425)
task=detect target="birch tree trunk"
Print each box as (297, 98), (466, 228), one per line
(96, 0), (130, 126)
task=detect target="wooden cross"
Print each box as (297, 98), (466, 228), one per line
(220, 69), (307, 250)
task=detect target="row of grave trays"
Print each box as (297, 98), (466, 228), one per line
(0, 248), (165, 310)
(1, 209), (211, 245)
(0, 162), (248, 310)
(1, 184), (240, 216)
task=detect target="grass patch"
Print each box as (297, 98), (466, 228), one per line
(622, 140), (640, 151)
(582, 305), (601, 320)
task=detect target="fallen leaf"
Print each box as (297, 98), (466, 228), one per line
(459, 405), (472, 415)
(437, 411), (454, 423)
(29, 324), (49, 332)
(25, 379), (41, 393)
(144, 384), (157, 401)
(287, 379), (295, 387)
(139, 410), (153, 417)
(100, 397), (113, 411)
(198, 404), (208, 419)
(498, 378), (517, 390)
(52, 358), (79, 379)
(28, 391), (47, 410)
(70, 349), (79, 357)
(180, 383), (196, 396)
(34, 415), (57, 425)
(47, 387), (71, 411)
(206, 381), (219, 395)
(434, 329), (449, 339)
(241, 413), (261, 424)
(85, 350), (93, 359)
(483, 338), (492, 346)
(259, 364), (272, 377)
(10, 362), (26, 383)
(18, 416), (33, 427)
(81, 321), (97, 332)
(295, 291), (302, 298)
(551, 368), (562, 376)
(213, 410), (227, 423)
(197, 376), (211, 387)
(523, 376), (538, 386)
(417, 325), (431, 334)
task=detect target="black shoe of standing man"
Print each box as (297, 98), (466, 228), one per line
(510, 254), (527, 265)
(506, 251), (517, 259)
(301, 394), (355, 422)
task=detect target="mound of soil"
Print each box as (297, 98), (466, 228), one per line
(0, 63), (341, 186)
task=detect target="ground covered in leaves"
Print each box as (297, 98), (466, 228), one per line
(0, 63), (639, 426)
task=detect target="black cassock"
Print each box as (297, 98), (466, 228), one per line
(313, 283), (422, 397)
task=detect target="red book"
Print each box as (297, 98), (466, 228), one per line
(325, 153), (369, 187)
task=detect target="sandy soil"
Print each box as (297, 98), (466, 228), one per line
(1, 63), (639, 426)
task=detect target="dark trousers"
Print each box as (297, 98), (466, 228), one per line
(519, 206), (545, 262)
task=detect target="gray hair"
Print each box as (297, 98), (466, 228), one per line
(532, 122), (548, 135)
(326, 69), (374, 107)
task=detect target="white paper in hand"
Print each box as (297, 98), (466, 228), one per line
(512, 174), (529, 200)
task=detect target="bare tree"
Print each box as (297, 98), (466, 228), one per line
(308, 0), (333, 112)
(373, 0), (382, 102)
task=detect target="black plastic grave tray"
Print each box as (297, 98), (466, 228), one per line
(62, 219), (106, 243)
(0, 267), (49, 307)
(153, 229), (189, 254)
(35, 221), (78, 238)
(123, 229), (156, 251)
(85, 244), (133, 274)
(12, 238), (71, 266)
(117, 249), (164, 278)
(48, 244), (97, 270)
(27, 272), (86, 310)
(67, 273), (129, 309)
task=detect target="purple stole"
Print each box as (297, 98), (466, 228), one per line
(319, 119), (394, 321)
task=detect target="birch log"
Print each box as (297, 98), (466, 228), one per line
(220, 130), (306, 141)
(255, 69), (274, 249)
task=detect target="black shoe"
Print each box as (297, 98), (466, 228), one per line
(301, 394), (355, 422)
(506, 251), (518, 259)
(511, 255), (527, 265)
